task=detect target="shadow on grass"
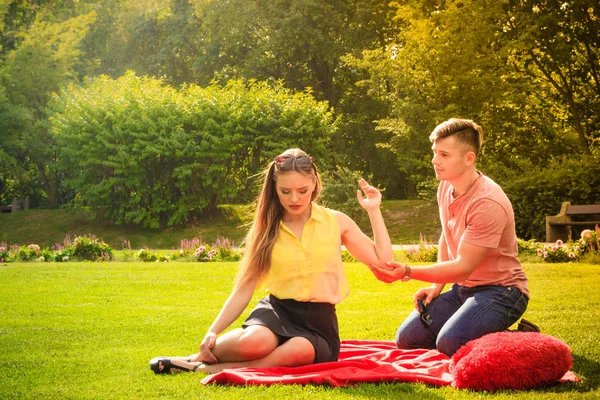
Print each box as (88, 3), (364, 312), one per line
(531, 353), (600, 395)
(570, 353), (600, 392)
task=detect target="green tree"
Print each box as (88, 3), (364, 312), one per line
(502, 0), (600, 156)
(0, 11), (96, 207)
(101, 0), (204, 85)
(193, 0), (398, 105)
(344, 0), (598, 196)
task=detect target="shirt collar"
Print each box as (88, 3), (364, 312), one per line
(278, 202), (323, 229)
(449, 171), (484, 206)
(310, 202), (323, 222)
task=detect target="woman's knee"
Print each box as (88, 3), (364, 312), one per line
(237, 327), (278, 358)
(281, 337), (315, 366)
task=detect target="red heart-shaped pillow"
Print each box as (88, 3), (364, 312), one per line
(450, 331), (572, 391)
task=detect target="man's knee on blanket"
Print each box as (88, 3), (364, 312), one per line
(436, 332), (464, 357)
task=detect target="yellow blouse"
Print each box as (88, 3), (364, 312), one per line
(265, 203), (349, 304)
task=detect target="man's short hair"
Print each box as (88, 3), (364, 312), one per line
(429, 118), (483, 156)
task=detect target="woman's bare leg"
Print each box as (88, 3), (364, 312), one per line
(199, 336), (315, 373)
(166, 335), (316, 374)
(212, 325), (280, 362)
(187, 325), (279, 363)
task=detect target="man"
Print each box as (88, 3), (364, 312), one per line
(370, 118), (530, 356)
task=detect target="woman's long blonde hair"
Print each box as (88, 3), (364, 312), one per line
(235, 148), (322, 289)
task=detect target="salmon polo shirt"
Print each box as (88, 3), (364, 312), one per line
(438, 173), (529, 298)
(265, 203), (350, 304)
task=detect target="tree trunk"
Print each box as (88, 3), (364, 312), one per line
(37, 164), (58, 208)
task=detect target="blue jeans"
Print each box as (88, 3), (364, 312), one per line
(395, 284), (528, 357)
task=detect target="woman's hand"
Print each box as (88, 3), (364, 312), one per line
(356, 178), (382, 212)
(368, 260), (408, 283)
(193, 332), (218, 364)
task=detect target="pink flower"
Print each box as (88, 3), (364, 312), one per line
(552, 245), (558, 252)
(543, 251), (548, 258)
(209, 249), (216, 255)
(574, 246), (580, 252)
(581, 229), (592, 239)
(0, 246), (5, 252)
(0, 258), (4, 263)
(568, 252), (575, 259)
(537, 248), (543, 255)
(556, 239), (563, 246)
(198, 245), (206, 253)
(194, 251), (201, 258)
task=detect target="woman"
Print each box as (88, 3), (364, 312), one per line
(150, 148), (394, 374)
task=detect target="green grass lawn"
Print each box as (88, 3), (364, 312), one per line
(1, 261), (598, 399)
(0, 200), (442, 249)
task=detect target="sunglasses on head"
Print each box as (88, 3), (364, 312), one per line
(273, 154), (314, 168)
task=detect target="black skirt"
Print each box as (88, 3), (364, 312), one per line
(242, 294), (340, 363)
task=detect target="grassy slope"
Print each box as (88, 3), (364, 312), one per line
(0, 200), (442, 248)
(381, 200), (441, 244)
(0, 261), (597, 399)
(0, 204), (254, 249)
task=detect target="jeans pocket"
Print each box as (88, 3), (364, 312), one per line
(507, 290), (528, 326)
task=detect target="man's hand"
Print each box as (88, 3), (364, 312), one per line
(368, 260), (408, 283)
(413, 285), (444, 310)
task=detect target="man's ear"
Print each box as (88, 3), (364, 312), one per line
(465, 151), (477, 165)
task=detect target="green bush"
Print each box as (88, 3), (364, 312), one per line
(53, 247), (74, 262)
(533, 239), (581, 263)
(193, 244), (216, 261)
(51, 73), (335, 228)
(502, 155), (600, 240)
(405, 245), (438, 263)
(40, 248), (53, 262)
(213, 236), (242, 262)
(0, 245), (9, 263)
(579, 227), (600, 256)
(72, 236), (113, 261)
(0, 236), (114, 263)
(136, 236), (243, 263)
(404, 234), (438, 262)
(15, 244), (41, 262)
(530, 228), (600, 263)
(517, 238), (538, 257)
(137, 249), (158, 262)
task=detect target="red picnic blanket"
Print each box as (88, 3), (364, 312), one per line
(202, 340), (451, 386)
(201, 339), (580, 387)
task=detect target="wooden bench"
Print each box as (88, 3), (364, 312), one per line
(0, 196), (29, 213)
(546, 201), (600, 242)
